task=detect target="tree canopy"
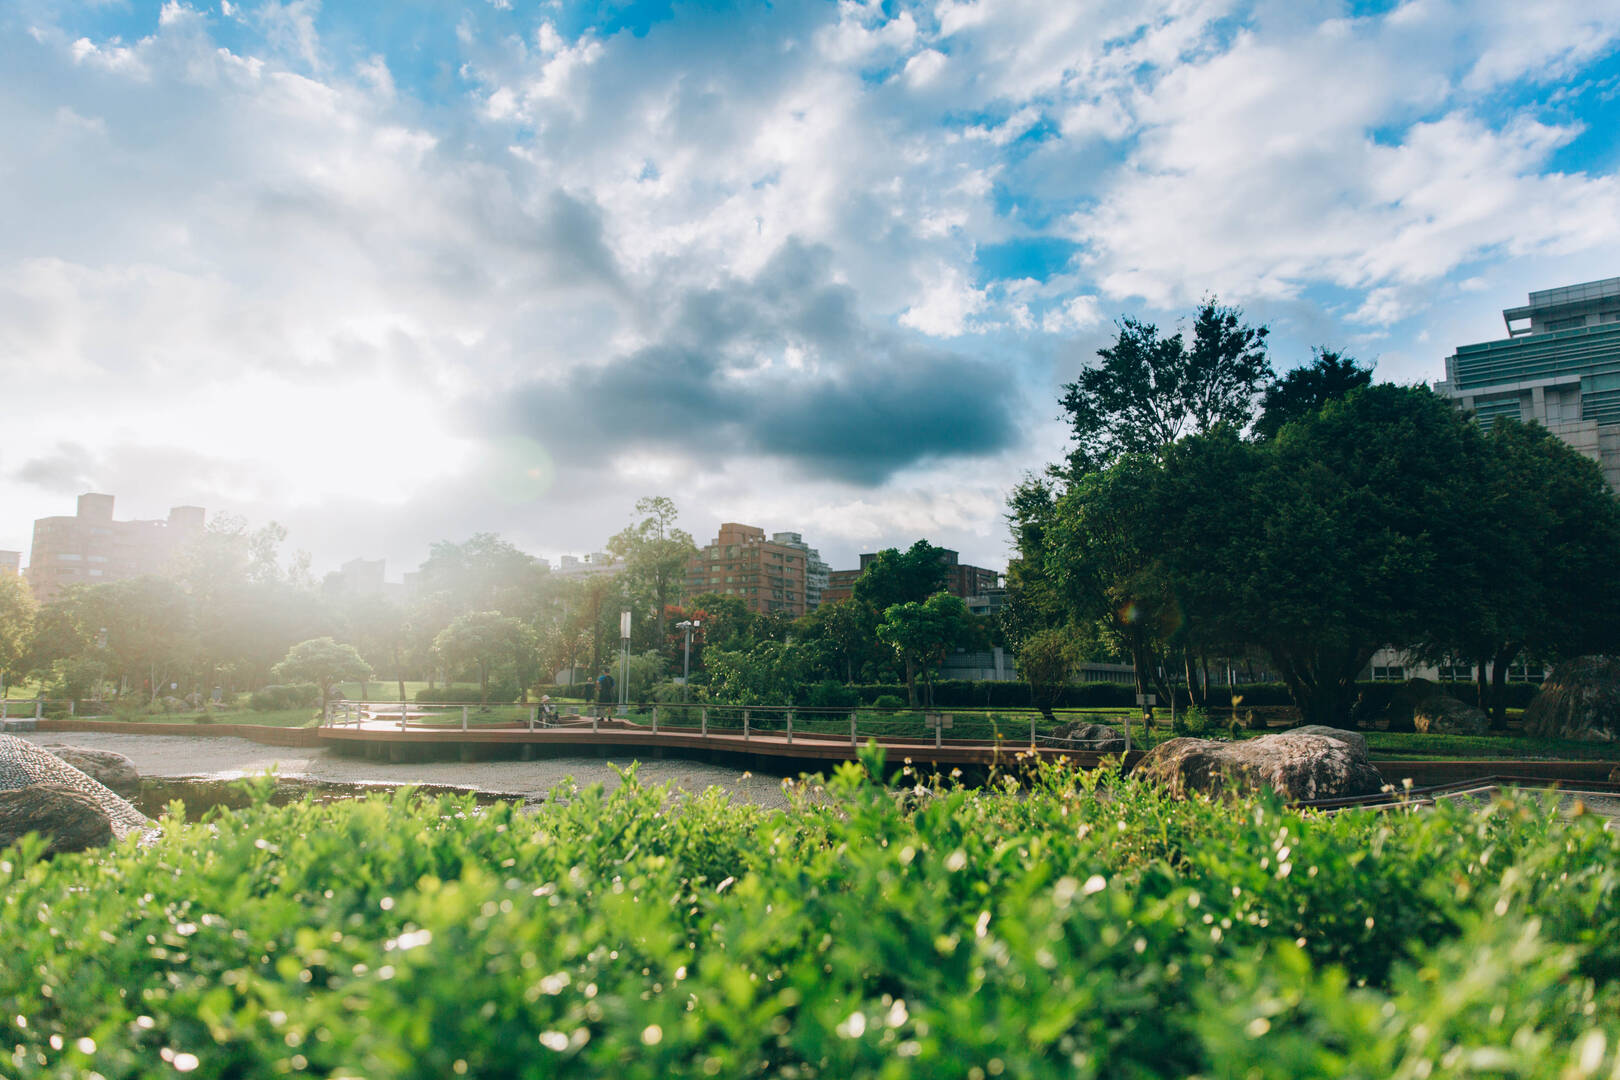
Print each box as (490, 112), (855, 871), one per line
(271, 637), (372, 711)
(1252, 348), (1374, 440)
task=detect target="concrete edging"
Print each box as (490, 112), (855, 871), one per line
(33, 718), (324, 747)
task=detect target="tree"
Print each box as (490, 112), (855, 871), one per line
(853, 540), (950, 613)
(796, 598), (878, 683)
(418, 533), (546, 614)
(271, 637), (372, 713)
(1060, 298), (1270, 475)
(1253, 349), (1374, 440)
(0, 574), (36, 696)
(1016, 628), (1080, 722)
(82, 577), (197, 703)
(876, 592), (983, 707)
(433, 611), (532, 704)
(607, 496), (698, 651)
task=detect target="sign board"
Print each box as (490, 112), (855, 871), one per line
(620, 610), (632, 639)
(1135, 693), (1156, 706)
(925, 713), (955, 729)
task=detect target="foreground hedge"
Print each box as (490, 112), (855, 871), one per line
(2, 756), (1616, 1078)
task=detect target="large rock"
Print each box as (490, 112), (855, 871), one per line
(1290, 725), (1369, 758)
(1135, 731), (1385, 802)
(0, 784), (115, 855)
(1049, 721), (1127, 752)
(0, 735), (150, 847)
(41, 744), (141, 796)
(1379, 678), (1445, 733)
(1523, 656), (1620, 743)
(1412, 696), (1488, 736)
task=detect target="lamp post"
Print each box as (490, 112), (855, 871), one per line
(677, 620), (701, 702)
(618, 610), (631, 718)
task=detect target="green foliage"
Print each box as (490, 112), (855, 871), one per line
(1016, 627), (1080, 720)
(804, 679), (860, 708)
(852, 540), (951, 612)
(0, 572), (35, 690)
(1252, 348), (1373, 440)
(871, 693), (906, 709)
(249, 683), (321, 711)
(414, 684), (520, 705)
(271, 637), (372, 709)
(876, 592), (982, 706)
(432, 611), (533, 703)
(1, 766), (1616, 1078)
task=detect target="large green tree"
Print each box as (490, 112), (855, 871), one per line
(853, 540), (950, 614)
(607, 496), (697, 651)
(876, 592), (983, 707)
(433, 611), (534, 703)
(1060, 298), (1270, 476)
(1252, 348), (1373, 440)
(0, 574), (35, 696)
(271, 637), (373, 713)
(419, 533), (546, 615)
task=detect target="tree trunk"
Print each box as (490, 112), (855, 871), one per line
(1489, 642), (1520, 732)
(1474, 654), (1490, 710)
(479, 661), (490, 704)
(904, 657), (917, 707)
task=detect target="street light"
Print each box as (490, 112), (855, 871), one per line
(619, 610), (632, 718)
(676, 620), (702, 702)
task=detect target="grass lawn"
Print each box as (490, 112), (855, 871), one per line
(1365, 730), (1620, 761)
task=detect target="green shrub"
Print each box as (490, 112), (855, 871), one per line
(2, 758), (1616, 1078)
(804, 680), (860, 709)
(249, 683), (320, 711)
(871, 693), (906, 709)
(415, 684), (519, 704)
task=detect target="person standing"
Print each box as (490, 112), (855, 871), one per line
(596, 670), (615, 718)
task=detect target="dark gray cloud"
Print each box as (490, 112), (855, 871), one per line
(15, 443), (96, 494)
(494, 240), (1024, 484)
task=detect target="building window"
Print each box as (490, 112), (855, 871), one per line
(1546, 315), (1587, 331)
(57, 553), (83, 561)
(1371, 665), (1404, 681)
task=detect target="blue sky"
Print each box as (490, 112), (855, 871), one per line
(2, 0), (1618, 576)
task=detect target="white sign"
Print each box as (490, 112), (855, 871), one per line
(620, 610), (632, 639)
(1135, 693), (1156, 706)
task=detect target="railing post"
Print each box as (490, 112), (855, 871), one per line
(743, 709), (750, 742)
(652, 704), (659, 736)
(850, 710), (857, 748)
(1030, 714), (1036, 750)
(461, 705), (469, 732)
(934, 714), (942, 750)
(1, 700), (7, 721)
(592, 709), (599, 734)
(786, 709), (793, 744)
(529, 705), (537, 731)
(399, 705), (406, 732)
(68, 700), (76, 717)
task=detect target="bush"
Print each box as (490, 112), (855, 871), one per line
(803, 680), (860, 709)
(249, 683), (320, 711)
(415, 684), (519, 704)
(2, 760), (1617, 1078)
(871, 693), (906, 709)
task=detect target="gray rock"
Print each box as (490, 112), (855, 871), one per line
(1412, 696), (1488, 736)
(1290, 725), (1369, 757)
(0, 735), (150, 843)
(1379, 678), (1444, 733)
(1135, 731), (1385, 802)
(41, 744), (141, 796)
(1049, 721), (1127, 752)
(1523, 656), (1620, 743)
(0, 784), (115, 855)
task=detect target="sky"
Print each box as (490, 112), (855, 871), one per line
(2, 0), (1619, 579)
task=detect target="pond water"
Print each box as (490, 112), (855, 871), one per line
(131, 777), (531, 819)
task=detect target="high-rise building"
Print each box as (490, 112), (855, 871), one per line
(553, 552), (624, 579)
(769, 531), (830, 610)
(324, 557), (388, 599)
(25, 493), (207, 603)
(1436, 276), (1620, 490)
(686, 523), (810, 617)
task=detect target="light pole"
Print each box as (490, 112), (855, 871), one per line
(618, 610), (631, 718)
(677, 619), (701, 702)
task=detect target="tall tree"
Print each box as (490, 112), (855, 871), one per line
(853, 540), (950, 614)
(271, 637), (373, 714)
(0, 574), (35, 696)
(433, 611), (533, 704)
(796, 598), (878, 683)
(1253, 348), (1374, 440)
(607, 496), (697, 650)
(418, 534), (545, 614)
(1061, 297), (1270, 476)
(876, 592), (983, 707)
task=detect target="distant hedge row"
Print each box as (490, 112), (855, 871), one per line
(404, 678), (1543, 711)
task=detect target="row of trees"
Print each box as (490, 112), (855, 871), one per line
(1008, 298), (1620, 728)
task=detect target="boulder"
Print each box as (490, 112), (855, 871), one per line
(41, 744), (141, 796)
(1411, 696), (1488, 736)
(1290, 725), (1369, 758)
(1523, 656), (1620, 743)
(0, 784), (115, 855)
(0, 735), (151, 845)
(1049, 721), (1127, 752)
(1135, 731), (1384, 802)
(1379, 678), (1444, 733)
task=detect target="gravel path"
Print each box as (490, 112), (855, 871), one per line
(16, 733), (797, 810)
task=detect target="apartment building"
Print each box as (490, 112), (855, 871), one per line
(769, 531), (831, 610)
(685, 523), (811, 617)
(1435, 276), (1620, 490)
(0, 551), (19, 577)
(553, 552), (623, 579)
(821, 547), (1002, 607)
(25, 493), (206, 603)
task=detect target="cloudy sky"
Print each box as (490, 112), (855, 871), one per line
(3, 0), (1618, 578)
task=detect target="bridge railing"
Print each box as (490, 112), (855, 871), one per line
(323, 699), (1142, 751)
